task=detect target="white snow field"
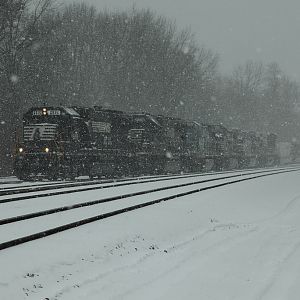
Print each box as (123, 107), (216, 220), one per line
(1, 170), (300, 300)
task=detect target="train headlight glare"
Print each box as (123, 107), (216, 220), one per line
(45, 147), (50, 153)
(18, 147), (23, 153)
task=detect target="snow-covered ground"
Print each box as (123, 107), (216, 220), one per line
(1, 170), (300, 299)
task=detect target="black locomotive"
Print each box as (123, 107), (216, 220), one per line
(13, 106), (279, 180)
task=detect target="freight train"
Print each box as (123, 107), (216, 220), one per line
(13, 106), (279, 180)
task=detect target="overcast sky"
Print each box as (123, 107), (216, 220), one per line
(63, 0), (300, 81)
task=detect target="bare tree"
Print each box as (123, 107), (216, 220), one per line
(214, 61), (300, 142)
(23, 5), (218, 119)
(0, 0), (54, 175)
(262, 63), (300, 139)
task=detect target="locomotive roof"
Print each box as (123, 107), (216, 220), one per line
(22, 106), (277, 138)
(130, 113), (161, 127)
(72, 106), (132, 120)
(204, 123), (229, 133)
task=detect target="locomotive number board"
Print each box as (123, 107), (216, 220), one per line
(32, 110), (61, 116)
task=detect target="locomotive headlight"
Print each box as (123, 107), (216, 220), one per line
(18, 147), (24, 153)
(42, 108), (47, 115)
(45, 147), (50, 153)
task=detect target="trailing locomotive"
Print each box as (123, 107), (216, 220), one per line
(14, 106), (279, 180)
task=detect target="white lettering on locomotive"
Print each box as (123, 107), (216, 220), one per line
(32, 110), (61, 116)
(32, 110), (43, 116)
(47, 110), (61, 115)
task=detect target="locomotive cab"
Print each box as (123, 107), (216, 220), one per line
(128, 113), (162, 151)
(14, 107), (90, 180)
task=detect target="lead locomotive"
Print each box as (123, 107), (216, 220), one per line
(14, 106), (279, 180)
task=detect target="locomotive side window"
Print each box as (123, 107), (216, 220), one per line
(165, 127), (175, 138)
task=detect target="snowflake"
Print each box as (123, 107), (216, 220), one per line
(10, 74), (19, 84)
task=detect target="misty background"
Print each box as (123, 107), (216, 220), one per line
(71, 0), (300, 82)
(1, 0), (300, 175)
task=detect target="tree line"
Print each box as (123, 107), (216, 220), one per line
(0, 0), (299, 174)
(213, 61), (300, 141)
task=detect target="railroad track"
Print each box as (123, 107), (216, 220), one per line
(0, 170), (244, 194)
(0, 177), (22, 185)
(1, 165), (299, 201)
(0, 166), (299, 251)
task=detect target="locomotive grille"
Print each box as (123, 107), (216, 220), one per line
(23, 124), (58, 141)
(91, 121), (111, 133)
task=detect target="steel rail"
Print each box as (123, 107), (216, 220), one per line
(1, 167), (299, 226)
(0, 169), (248, 194)
(1, 164), (297, 194)
(1, 166), (299, 204)
(0, 167), (299, 251)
